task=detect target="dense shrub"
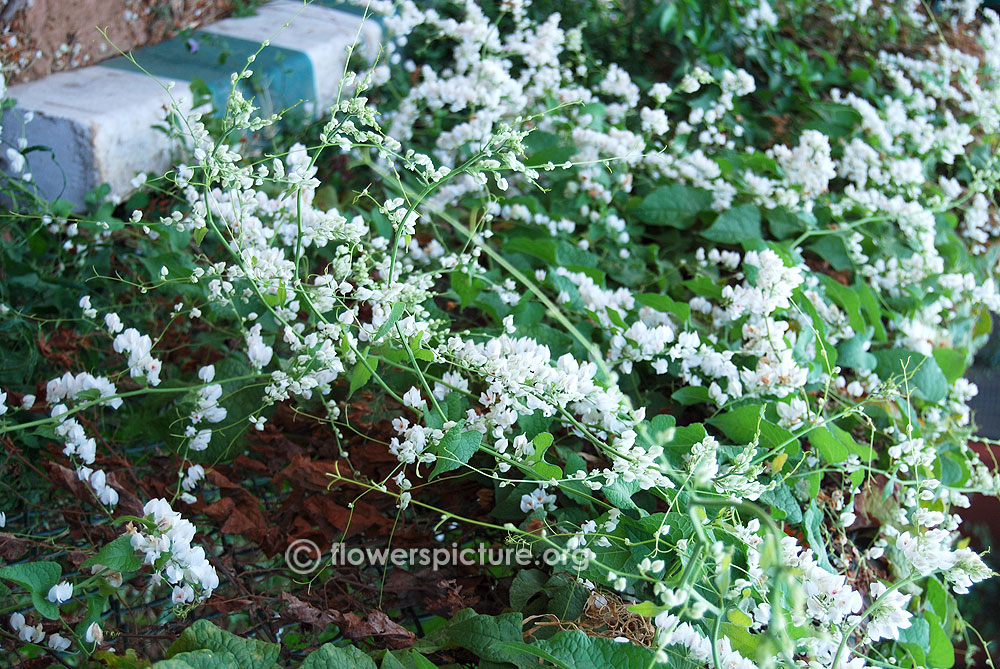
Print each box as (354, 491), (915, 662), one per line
(2, 0), (1000, 666)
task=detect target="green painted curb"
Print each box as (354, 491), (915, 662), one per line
(313, 0), (385, 29)
(100, 30), (316, 117)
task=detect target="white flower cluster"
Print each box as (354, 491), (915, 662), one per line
(8, 613), (71, 651)
(128, 498), (219, 604)
(113, 327), (163, 386)
(180, 365), (228, 459)
(5, 0), (998, 662)
(654, 610), (758, 669)
(47, 372), (124, 507)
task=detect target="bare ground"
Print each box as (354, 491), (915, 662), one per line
(0, 0), (257, 85)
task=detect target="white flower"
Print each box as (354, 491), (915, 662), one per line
(47, 581), (73, 604)
(246, 324), (273, 370)
(945, 548), (993, 594)
(402, 386), (425, 409)
(85, 621), (104, 645)
(79, 295), (97, 318)
(171, 584), (195, 604)
(104, 313), (123, 334)
(190, 429), (212, 451)
(866, 582), (913, 642)
(182, 464), (206, 491)
(895, 529), (959, 575)
(650, 82), (672, 103)
(18, 622), (44, 643)
(113, 327), (162, 385)
(47, 633), (71, 651)
(520, 487), (557, 513)
(776, 398), (810, 429)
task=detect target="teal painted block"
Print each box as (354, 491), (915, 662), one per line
(100, 31), (316, 118)
(312, 0), (385, 29)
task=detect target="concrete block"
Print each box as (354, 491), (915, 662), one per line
(202, 0), (382, 113)
(1, 67), (190, 207)
(0, 1), (383, 208)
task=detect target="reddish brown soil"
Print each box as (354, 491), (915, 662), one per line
(0, 0), (256, 85)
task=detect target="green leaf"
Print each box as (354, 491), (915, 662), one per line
(496, 642), (573, 669)
(544, 573), (588, 620)
(82, 535), (143, 573)
(818, 275), (865, 334)
(605, 306), (628, 329)
(899, 617), (930, 665)
(525, 131), (575, 166)
(430, 422), (483, 478)
(925, 610), (955, 668)
(926, 577), (949, 619)
(828, 423), (873, 461)
(532, 630), (659, 668)
(701, 205), (762, 243)
(707, 404), (798, 455)
(155, 651), (241, 669)
(974, 307), (993, 340)
(532, 432), (554, 461)
(531, 432), (563, 481)
(348, 353), (377, 397)
(634, 184), (712, 228)
(760, 485), (803, 524)
(671, 386), (710, 406)
(873, 349), (948, 403)
(451, 271), (482, 307)
(683, 276), (723, 300)
(413, 348), (434, 362)
(854, 280), (887, 341)
(302, 644), (378, 669)
(373, 303), (406, 343)
(766, 208), (809, 239)
(75, 592), (109, 651)
(602, 478), (641, 511)
(660, 421), (706, 469)
(627, 601), (667, 617)
(932, 348), (967, 385)
(555, 241), (599, 268)
(807, 236), (852, 271)
(98, 648), (153, 668)
(446, 612), (530, 667)
(411, 653), (438, 669)
(720, 622), (762, 658)
(837, 330), (877, 371)
(0, 562), (62, 620)
(899, 616), (930, 646)
(166, 620), (279, 669)
(804, 501), (833, 572)
(808, 426), (849, 464)
(380, 651), (408, 669)
(635, 293), (689, 321)
(727, 609), (753, 626)
(510, 569), (549, 610)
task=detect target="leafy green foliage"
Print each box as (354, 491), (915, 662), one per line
(165, 620), (280, 669)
